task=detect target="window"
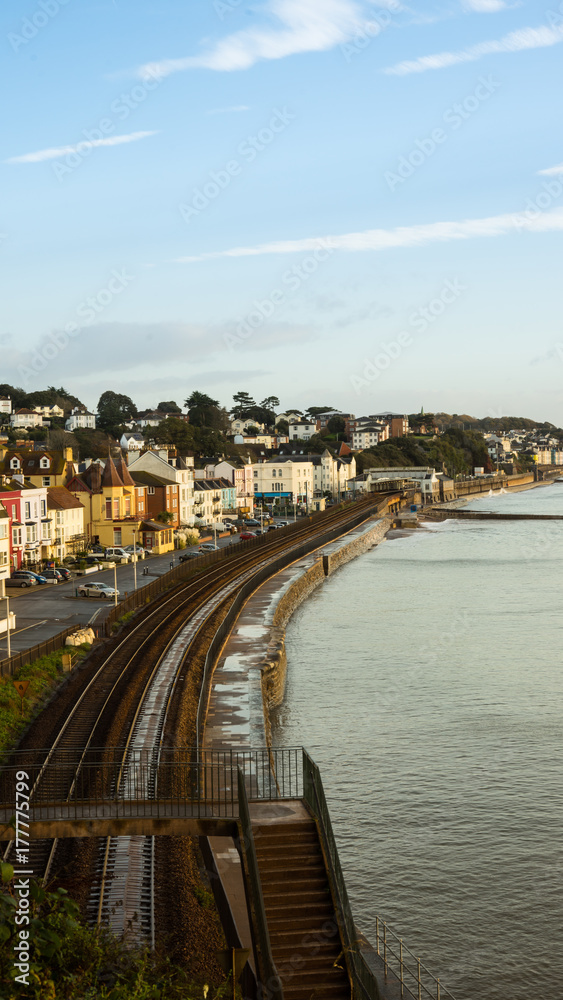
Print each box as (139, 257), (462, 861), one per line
(12, 527), (22, 547)
(24, 502), (30, 519)
(113, 499), (119, 518)
(0, 552), (7, 567)
(10, 458), (20, 469)
(26, 524), (37, 543)
(148, 486), (155, 495)
(272, 470), (276, 477)
(172, 496), (177, 507)
(125, 497), (131, 515)
(40, 457), (49, 469)
(42, 477), (50, 487)
(253, 471), (258, 477)
(41, 500), (46, 516)
(56, 511), (62, 525)
(105, 499), (112, 519)
(113, 528), (122, 545)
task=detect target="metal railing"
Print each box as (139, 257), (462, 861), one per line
(303, 749), (381, 999)
(0, 625), (78, 678)
(237, 768), (283, 998)
(373, 919), (457, 1000)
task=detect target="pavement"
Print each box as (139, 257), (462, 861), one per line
(0, 520), (290, 658)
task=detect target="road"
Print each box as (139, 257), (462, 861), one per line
(0, 521), (291, 657)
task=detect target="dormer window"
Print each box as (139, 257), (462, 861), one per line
(40, 457), (50, 469)
(10, 458), (20, 469)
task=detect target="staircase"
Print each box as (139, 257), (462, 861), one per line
(253, 819), (351, 1000)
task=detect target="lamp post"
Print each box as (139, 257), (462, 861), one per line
(132, 526), (138, 591)
(113, 563), (118, 607)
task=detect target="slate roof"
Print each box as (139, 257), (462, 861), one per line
(47, 487), (84, 510)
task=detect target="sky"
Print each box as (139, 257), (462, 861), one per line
(1, 0), (563, 423)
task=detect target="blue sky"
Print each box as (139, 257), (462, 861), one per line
(2, 0), (563, 422)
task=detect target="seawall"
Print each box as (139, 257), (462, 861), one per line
(203, 515), (390, 752)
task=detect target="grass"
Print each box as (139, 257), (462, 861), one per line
(0, 645), (91, 759)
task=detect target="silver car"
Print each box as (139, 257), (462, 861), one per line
(77, 582), (120, 599)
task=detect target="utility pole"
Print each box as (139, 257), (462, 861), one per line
(133, 526), (137, 591)
(113, 563), (118, 606)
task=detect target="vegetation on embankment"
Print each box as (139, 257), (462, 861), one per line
(0, 867), (236, 1000)
(355, 427), (504, 476)
(0, 645), (91, 760)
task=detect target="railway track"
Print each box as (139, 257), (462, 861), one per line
(1, 494), (397, 943)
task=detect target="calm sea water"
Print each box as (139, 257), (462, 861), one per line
(273, 483), (563, 1000)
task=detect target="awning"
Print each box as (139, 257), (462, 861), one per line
(12, 521), (24, 527)
(25, 520), (35, 526)
(41, 518), (53, 523)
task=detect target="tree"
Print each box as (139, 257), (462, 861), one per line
(97, 391), (137, 432)
(327, 415), (346, 436)
(185, 391), (229, 432)
(157, 400), (181, 414)
(276, 419), (289, 434)
(156, 510), (174, 524)
(154, 417), (194, 450)
(232, 391), (256, 419)
(307, 405), (336, 418)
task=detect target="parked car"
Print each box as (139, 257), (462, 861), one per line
(56, 567), (72, 581)
(243, 518), (260, 526)
(7, 571), (38, 588)
(85, 556), (102, 567)
(239, 531), (257, 541)
(25, 571), (48, 584)
(42, 568), (65, 584)
(267, 524), (280, 531)
(179, 551), (200, 561)
(104, 547), (130, 563)
(199, 543), (219, 552)
(123, 545), (146, 559)
(77, 582), (119, 599)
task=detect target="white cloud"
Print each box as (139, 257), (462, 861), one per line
(538, 162), (563, 176)
(383, 23), (563, 75)
(136, 0), (365, 78)
(463, 0), (509, 12)
(174, 207), (563, 263)
(4, 131), (158, 164)
(206, 105), (250, 114)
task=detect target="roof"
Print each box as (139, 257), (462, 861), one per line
(139, 519), (172, 532)
(101, 456), (124, 489)
(115, 457), (136, 487)
(47, 487), (84, 510)
(130, 471), (170, 488)
(0, 449), (67, 478)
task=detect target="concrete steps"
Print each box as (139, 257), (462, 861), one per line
(253, 820), (351, 1000)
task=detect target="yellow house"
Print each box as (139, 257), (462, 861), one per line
(0, 446), (75, 489)
(67, 457), (174, 554)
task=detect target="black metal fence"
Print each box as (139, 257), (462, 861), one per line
(0, 626), (78, 678)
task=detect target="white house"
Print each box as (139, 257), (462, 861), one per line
(0, 398), (12, 416)
(0, 503), (10, 591)
(120, 432), (145, 452)
(230, 418), (265, 435)
(198, 460), (254, 514)
(289, 420), (318, 442)
(46, 487), (86, 561)
(366, 467), (440, 502)
(351, 424), (388, 450)
(65, 408), (96, 432)
(253, 458), (315, 506)
(127, 448), (195, 526)
(33, 404), (64, 420)
(275, 411), (302, 425)
(10, 409), (43, 429)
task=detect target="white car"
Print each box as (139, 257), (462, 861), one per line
(104, 547), (130, 563)
(77, 582), (120, 599)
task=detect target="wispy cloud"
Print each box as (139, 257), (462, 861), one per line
(206, 105), (250, 115)
(4, 131), (158, 164)
(538, 162), (563, 176)
(383, 23), (563, 75)
(463, 0), (510, 12)
(136, 0), (365, 78)
(174, 207), (563, 263)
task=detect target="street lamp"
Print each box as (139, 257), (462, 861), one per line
(132, 525), (138, 591)
(2, 587), (10, 658)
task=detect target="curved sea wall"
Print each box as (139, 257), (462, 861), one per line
(203, 515), (390, 753)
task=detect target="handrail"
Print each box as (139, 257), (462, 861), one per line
(302, 749), (458, 1000)
(302, 749), (380, 999)
(236, 768), (283, 998)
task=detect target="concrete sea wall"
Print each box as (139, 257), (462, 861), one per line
(203, 516), (391, 753)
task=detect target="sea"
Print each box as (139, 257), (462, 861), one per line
(272, 482), (563, 1000)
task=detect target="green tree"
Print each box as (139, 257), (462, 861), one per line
(327, 415), (346, 436)
(231, 391), (256, 419)
(154, 417), (195, 450)
(157, 400), (182, 413)
(185, 391), (222, 428)
(306, 405), (336, 418)
(97, 391), (137, 432)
